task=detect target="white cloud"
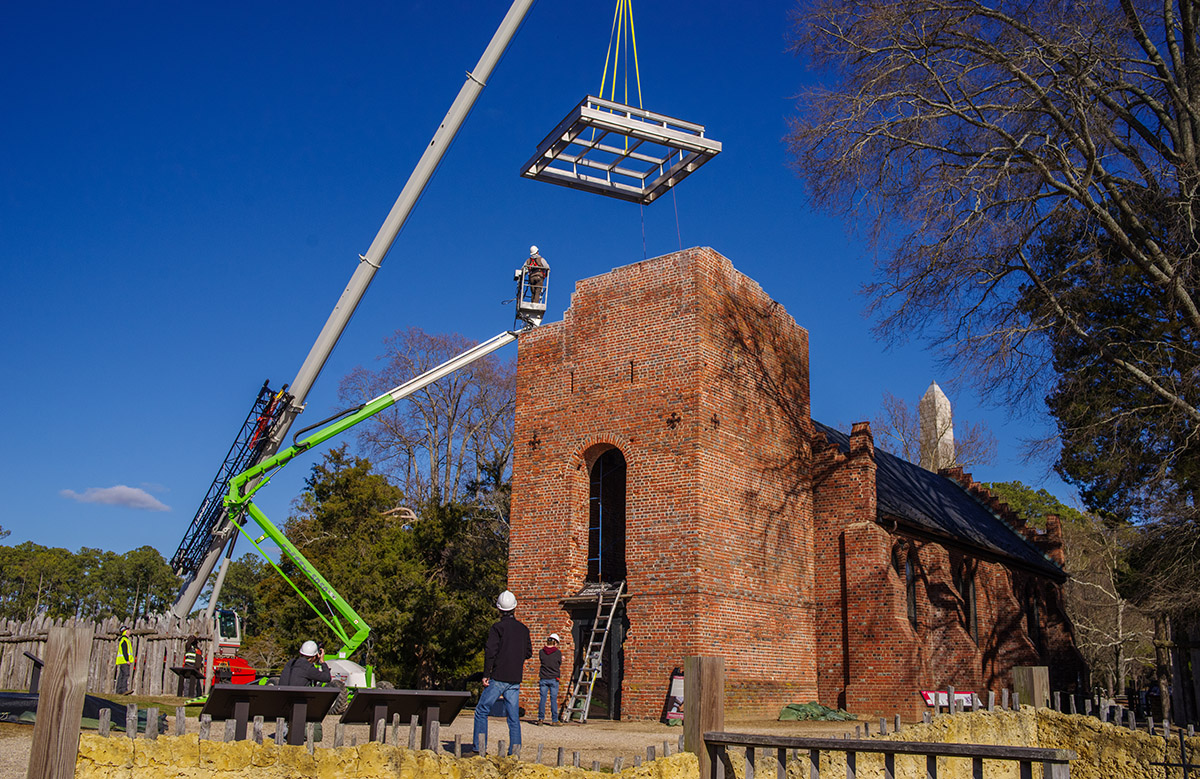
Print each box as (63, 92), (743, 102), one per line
(60, 485), (171, 512)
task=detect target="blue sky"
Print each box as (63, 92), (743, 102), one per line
(0, 1), (1074, 560)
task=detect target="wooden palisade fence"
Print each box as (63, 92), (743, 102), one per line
(0, 614), (211, 696)
(88, 703), (688, 769)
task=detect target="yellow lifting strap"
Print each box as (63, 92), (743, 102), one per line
(599, 0), (643, 110)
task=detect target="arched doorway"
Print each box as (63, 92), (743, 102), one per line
(587, 448), (626, 583)
(569, 446), (628, 719)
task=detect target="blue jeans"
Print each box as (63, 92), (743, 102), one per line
(538, 678), (559, 721)
(473, 680), (521, 754)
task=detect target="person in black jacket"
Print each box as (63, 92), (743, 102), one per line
(471, 590), (531, 754)
(280, 640), (331, 687)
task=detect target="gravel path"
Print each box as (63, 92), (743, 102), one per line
(0, 723), (32, 778)
(0, 703), (868, 776)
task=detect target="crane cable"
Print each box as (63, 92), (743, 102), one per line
(598, 0), (683, 255)
(599, 0), (643, 111)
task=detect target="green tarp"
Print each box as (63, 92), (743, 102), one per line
(778, 701), (856, 721)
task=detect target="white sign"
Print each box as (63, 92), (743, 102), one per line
(921, 690), (978, 708)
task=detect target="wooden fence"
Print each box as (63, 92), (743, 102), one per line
(704, 733), (1075, 779)
(0, 614), (211, 696)
(88, 703), (687, 769)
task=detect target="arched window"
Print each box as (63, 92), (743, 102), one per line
(587, 448), (627, 583)
(905, 551), (919, 629)
(953, 559), (978, 643)
(1025, 584), (1043, 657)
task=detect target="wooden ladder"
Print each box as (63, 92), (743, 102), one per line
(560, 581), (625, 723)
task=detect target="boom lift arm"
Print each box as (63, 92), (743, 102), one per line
(222, 328), (522, 663)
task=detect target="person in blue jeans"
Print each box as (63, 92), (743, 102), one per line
(537, 633), (563, 724)
(472, 590), (532, 755)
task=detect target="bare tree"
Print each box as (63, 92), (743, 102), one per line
(787, 0), (1200, 497)
(1059, 515), (1153, 696)
(872, 390), (998, 469)
(338, 328), (516, 508)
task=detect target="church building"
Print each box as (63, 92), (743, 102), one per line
(507, 247), (1083, 720)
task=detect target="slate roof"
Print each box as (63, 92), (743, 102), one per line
(814, 421), (1063, 579)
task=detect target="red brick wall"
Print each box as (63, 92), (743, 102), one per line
(509, 248), (818, 718)
(508, 247), (1083, 720)
(811, 428), (1085, 718)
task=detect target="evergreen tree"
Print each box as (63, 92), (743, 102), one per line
(256, 446), (507, 687)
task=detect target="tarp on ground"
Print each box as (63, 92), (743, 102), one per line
(0, 692), (164, 732)
(778, 701), (856, 721)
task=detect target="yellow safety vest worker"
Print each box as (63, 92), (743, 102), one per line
(115, 634), (133, 666)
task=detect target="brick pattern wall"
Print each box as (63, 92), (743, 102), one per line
(509, 249), (819, 717)
(811, 427), (1085, 719)
(508, 247), (1083, 720)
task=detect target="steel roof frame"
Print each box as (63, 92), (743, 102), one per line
(521, 96), (722, 204)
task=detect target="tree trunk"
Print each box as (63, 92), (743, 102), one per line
(1116, 600), (1126, 694)
(1154, 613), (1173, 724)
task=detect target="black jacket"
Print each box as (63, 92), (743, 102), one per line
(279, 656), (331, 687)
(483, 612), (532, 683)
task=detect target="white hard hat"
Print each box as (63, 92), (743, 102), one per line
(548, 633), (560, 642)
(299, 640), (319, 657)
(529, 245), (539, 255)
(496, 590), (517, 611)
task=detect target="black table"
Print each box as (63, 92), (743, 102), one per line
(22, 652), (43, 694)
(340, 689), (471, 749)
(200, 684), (340, 745)
(169, 666), (204, 698)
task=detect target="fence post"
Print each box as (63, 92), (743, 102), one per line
(685, 656), (725, 779)
(26, 625), (94, 779)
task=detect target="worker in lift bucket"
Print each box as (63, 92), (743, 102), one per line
(524, 245), (549, 304)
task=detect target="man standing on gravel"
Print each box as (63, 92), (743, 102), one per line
(472, 590), (531, 755)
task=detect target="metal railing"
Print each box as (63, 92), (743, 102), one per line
(704, 732), (1077, 779)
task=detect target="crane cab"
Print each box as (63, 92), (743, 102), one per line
(215, 609), (242, 657)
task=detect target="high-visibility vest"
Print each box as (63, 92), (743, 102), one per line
(115, 635), (133, 665)
(184, 650), (199, 668)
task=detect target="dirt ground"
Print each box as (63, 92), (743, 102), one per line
(0, 700), (868, 777)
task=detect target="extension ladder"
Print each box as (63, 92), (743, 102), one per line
(560, 581), (625, 723)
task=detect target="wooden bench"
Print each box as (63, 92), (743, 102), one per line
(340, 689), (471, 749)
(200, 683), (339, 745)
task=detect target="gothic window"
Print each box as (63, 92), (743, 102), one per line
(587, 448), (627, 583)
(905, 551), (919, 630)
(953, 559), (978, 643)
(1025, 584), (1043, 657)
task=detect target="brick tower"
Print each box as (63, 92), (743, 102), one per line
(508, 247), (819, 719)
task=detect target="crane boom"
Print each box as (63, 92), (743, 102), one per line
(170, 0), (537, 619)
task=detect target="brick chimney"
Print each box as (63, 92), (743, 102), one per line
(1037, 514), (1066, 566)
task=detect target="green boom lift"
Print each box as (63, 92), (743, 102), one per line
(219, 268), (547, 692)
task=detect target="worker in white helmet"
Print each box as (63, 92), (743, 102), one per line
(523, 245), (549, 304)
(471, 589), (532, 755)
(279, 640), (330, 687)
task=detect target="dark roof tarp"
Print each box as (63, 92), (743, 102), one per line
(814, 421), (1061, 577)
